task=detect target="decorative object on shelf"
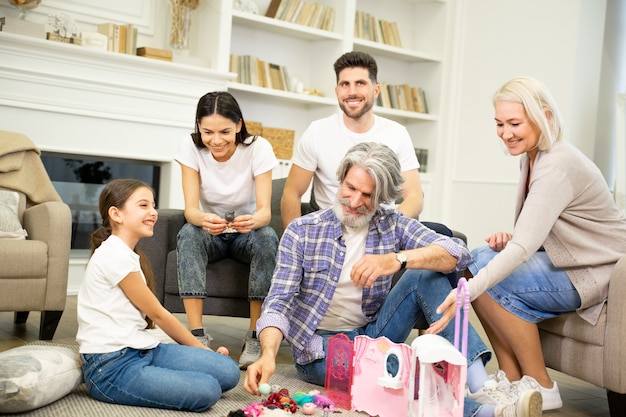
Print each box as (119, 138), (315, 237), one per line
(233, 0), (258, 14)
(168, 0), (199, 50)
(80, 32), (107, 50)
(247, 121), (295, 160)
(8, 0), (40, 20)
(46, 12), (81, 44)
(47, 12), (78, 40)
(0, 15), (44, 38)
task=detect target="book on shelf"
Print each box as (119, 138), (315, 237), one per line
(375, 82), (429, 114)
(414, 148), (429, 173)
(136, 47), (173, 62)
(97, 23), (138, 54)
(231, 54), (293, 92)
(265, 0), (283, 18)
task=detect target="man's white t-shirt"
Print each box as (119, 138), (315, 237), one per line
(77, 235), (159, 353)
(292, 112), (419, 209)
(176, 136), (278, 216)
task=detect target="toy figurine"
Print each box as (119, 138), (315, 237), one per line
(302, 402), (316, 415)
(224, 211), (236, 233)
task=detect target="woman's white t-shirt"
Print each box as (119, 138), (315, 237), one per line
(176, 136), (278, 216)
(77, 235), (159, 353)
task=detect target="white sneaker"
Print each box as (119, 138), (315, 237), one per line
(514, 376), (563, 410)
(238, 330), (261, 370)
(467, 370), (516, 405)
(495, 389), (542, 417)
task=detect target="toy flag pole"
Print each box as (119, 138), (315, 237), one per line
(454, 277), (470, 358)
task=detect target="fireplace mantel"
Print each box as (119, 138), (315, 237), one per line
(0, 31), (234, 208)
(1, 32), (235, 292)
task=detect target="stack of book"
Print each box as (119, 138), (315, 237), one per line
(377, 83), (429, 114)
(265, 0), (336, 31)
(136, 47), (173, 62)
(230, 54), (291, 92)
(354, 10), (402, 47)
(96, 23), (138, 55)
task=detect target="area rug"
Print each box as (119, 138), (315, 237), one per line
(5, 342), (369, 417)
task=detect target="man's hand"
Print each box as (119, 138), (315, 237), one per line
(351, 253), (400, 288)
(244, 355), (277, 395)
(485, 231), (512, 252)
(426, 289), (456, 335)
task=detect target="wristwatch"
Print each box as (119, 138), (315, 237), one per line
(395, 252), (407, 269)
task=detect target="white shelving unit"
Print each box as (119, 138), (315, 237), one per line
(199, 0), (454, 216)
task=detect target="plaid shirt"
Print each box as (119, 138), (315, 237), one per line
(256, 207), (471, 365)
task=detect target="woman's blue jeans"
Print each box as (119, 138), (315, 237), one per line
(294, 269), (491, 417)
(80, 343), (239, 411)
(176, 223), (278, 301)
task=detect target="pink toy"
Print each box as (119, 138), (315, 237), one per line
(324, 278), (471, 417)
(301, 402), (316, 415)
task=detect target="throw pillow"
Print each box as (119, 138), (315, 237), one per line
(0, 345), (83, 413)
(0, 189), (27, 239)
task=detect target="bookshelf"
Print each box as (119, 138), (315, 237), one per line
(205, 0), (454, 216)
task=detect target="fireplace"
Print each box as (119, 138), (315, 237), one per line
(41, 152), (161, 251)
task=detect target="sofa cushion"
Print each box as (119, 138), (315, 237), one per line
(537, 305), (606, 347)
(0, 189), (27, 239)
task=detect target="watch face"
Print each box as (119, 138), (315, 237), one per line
(396, 252), (407, 264)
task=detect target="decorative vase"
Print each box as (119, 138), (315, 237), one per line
(169, 4), (192, 49)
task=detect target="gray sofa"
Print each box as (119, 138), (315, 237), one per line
(137, 177), (465, 320)
(137, 178), (295, 318)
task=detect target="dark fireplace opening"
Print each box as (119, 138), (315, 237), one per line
(41, 152), (161, 251)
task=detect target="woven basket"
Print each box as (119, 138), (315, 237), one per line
(262, 126), (295, 160)
(246, 120), (263, 136)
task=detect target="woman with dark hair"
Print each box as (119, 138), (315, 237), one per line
(176, 91), (279, 369)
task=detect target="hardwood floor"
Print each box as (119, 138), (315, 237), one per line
(0, 296), (610, 416)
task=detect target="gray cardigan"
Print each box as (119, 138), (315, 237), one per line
(469, 141), (626, 324)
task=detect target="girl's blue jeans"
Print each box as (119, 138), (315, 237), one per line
(80, 343), (239, 411)
(176, 223), (278, 301)
(294, 269), (492, 417)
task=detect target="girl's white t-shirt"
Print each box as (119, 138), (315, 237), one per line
(77, 235), (159, 353)
(176, 136), (278, 217)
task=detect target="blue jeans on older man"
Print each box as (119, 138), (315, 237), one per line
(294, 268), (493, 417)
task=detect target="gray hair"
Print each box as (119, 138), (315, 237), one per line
(336, 142), (404, 209)
(493, 76), (565, 152)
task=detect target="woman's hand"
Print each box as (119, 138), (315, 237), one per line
(203, 214), (227, 235)
(426, 289), (457, 335)
(233, 214), (255, 234)
(485, 231), (512, 252)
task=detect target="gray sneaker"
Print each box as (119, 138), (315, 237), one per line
(238, 330), (261, 370)
(495, 389), (542, 417)
(190, 328), (213, 348)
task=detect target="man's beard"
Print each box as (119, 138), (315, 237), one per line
(339, 96), (375, 120)
(333, 198), (374, 228)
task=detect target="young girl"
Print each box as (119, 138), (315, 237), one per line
(76, 178), (239, 412)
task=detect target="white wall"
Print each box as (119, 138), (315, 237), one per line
(442, 0), (608, 248)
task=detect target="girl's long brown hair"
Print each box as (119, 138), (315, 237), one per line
(90, 178), (156, 329)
